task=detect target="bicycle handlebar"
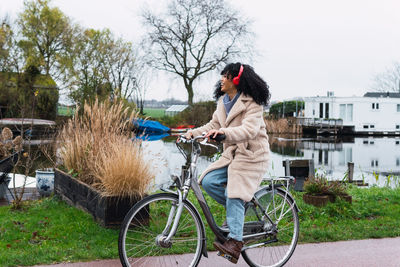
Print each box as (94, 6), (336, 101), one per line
(178, 133), (225, 144)
(209, 134), (226, 142)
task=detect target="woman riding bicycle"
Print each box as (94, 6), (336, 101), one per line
(184, 62), (271, 264)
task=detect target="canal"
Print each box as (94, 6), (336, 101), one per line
(139, 134), (400, 189)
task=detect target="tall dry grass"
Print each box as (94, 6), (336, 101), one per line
(58, 99), (153, 198)
(265, 118), (302, 134)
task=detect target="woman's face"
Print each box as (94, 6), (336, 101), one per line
(220, 74), (236, 94)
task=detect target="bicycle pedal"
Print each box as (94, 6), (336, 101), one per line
(217, 251), (234, 262)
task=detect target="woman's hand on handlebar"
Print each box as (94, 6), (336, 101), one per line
(205, 129), (225, 141)
(177, 131), (193, 143)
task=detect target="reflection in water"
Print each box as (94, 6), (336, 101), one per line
(140, 133), (400, 190)
(269, 135), (400, 188)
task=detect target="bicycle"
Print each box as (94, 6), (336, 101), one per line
(118, 134), (299, 267)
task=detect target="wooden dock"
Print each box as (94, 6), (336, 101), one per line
(297, 118), (343, 135)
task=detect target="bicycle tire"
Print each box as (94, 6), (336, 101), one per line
(118, 193), (205, 267)
(242, 188), (299, 267)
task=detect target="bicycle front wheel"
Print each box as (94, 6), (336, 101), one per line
(242, 188), (299, 267)
(118, 193), (205, 267)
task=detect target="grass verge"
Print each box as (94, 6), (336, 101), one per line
(0, 197), (118, 266)
(1, 186), (400, 266)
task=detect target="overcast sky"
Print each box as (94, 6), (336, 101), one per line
(2, 0), (400, 103)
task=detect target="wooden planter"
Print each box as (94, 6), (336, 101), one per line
(303, 194), (329, 207)
(54, 169), (148, 228)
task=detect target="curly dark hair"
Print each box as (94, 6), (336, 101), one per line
(213, 62), (270, 106)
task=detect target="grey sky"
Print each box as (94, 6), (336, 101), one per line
(2, 0), (400, 102)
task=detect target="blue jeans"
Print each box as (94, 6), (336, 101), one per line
(202, 167), (245, 241)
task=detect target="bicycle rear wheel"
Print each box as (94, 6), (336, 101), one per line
(242, 188), (299, 267)
(118, 193), (205, 267)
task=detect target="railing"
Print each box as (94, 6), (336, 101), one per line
(296, 118), (343, 128)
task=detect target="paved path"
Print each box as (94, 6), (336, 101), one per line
(35, 237), (400, 267)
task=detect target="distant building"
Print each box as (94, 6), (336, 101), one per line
(164, 105), (188, 117)
(303, 91), (400, 134)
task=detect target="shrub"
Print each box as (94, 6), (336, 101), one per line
(304, 173), (348, 197)
(304, 174), (330, 196)
(177, 101), (216, 127)
(58, 99), (153, 198)
(0, 127), (22, 160)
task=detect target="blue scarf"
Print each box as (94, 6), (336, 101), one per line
(223, 92), (240, 116)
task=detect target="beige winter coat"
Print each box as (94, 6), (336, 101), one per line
(189, 93), (270, 202)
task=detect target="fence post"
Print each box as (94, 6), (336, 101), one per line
(347, 162), (354, 183)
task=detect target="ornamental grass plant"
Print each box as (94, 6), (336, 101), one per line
(58, 99), (154, 198)
(304, 173), (349, 197)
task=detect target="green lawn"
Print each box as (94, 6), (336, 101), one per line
(57, 106), (75, 116)
(1, 186), (400, 266)
(0, 197), (118, 266)
(143, 108), (166, 118)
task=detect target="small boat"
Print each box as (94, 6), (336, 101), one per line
(170, 125), (195, 133)
(132, 119), (170, 133)
(135, 132), (170, 141)
(0, 118), (56, 137)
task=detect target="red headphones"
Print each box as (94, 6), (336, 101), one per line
(232, 65), (244, 86)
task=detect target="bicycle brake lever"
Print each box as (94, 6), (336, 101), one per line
(199, 137), (208, 145)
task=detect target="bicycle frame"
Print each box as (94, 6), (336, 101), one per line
(162, 136), (299, 254)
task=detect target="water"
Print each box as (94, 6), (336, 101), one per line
(22, 134), (400, 190)
(139, 134), (400, 189)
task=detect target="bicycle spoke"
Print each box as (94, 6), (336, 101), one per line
(242, 189), (299, 267)
(119, 194), (203, 267)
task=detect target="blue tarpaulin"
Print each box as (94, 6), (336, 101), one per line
(135, 132), (170, 141)
(132, 119), (170, 133)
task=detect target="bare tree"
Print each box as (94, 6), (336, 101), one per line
(141, 0), (253, 105)
(372, 62), (400, 93)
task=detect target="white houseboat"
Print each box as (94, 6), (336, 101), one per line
(302, 92), (400, 135)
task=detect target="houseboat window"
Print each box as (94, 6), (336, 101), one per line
(397, 104), (400, 112)
(396, 140), (400, 145)
(339, 104), (346, 119)
(396, 125), (400, 129)
(397, 158), (400, 166)
(319, 103), (323, 118)
(363, 125), (369, 129)
(347, 104), (353, 121)
(372, 103), (379, 110)
(318, 150), (323, 164)
(369, 141), (374, 145)
(312, 109), (315, 116)
(325, 103), (329, 119)
(363, 140), (368, 144)
(370, 125), (375, 129)
(340, 104), (353, 121)
(371, 160), (379, 167)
